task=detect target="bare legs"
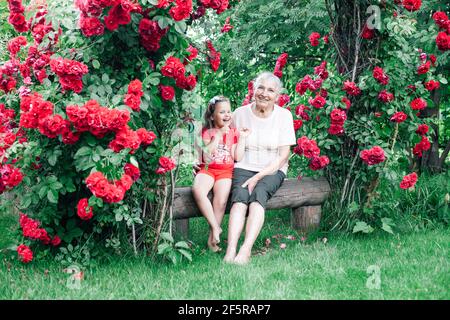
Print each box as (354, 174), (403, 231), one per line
(224, 202), (265, 265)
(192, 174), (231, 252)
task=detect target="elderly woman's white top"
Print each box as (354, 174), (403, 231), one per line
(232, 103), (296, 174)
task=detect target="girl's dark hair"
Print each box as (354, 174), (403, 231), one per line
(203, 95), (230, 129)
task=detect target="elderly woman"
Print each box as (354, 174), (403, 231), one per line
(224, 72), (296, 264)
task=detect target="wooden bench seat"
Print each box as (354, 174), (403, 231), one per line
(172, 177), (331, 238)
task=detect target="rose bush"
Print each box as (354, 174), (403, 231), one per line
(0, 0), (229, 264)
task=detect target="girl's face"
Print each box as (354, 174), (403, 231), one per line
(212, 101), (232, 128)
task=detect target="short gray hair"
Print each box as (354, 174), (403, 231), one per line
(253, 72), (283, 94)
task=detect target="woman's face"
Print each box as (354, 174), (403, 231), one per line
(254, 78), (279, 108)
(212, 101), (232, 128)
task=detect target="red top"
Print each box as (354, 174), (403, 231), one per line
(200, 127), (239, 169)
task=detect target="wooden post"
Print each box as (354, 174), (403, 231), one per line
(173, 219), (190, 239)
(291, 206), (322, 233)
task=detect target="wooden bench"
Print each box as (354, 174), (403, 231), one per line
(172, 177), (331, 238)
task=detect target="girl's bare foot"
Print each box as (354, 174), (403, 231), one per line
(212, 227), (222, 245)
(207, 230), (221, 252)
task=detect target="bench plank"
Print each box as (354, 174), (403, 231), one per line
(173, 177), (330, 220)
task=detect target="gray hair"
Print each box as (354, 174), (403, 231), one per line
(253, 72), (283, 95)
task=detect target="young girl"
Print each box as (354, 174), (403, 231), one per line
(192, 96), (250, 252)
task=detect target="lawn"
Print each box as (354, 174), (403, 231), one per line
(1, 209), (448, 300)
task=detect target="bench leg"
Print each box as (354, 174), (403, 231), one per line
(173, 218), (190, 239)
(291, 205), (321, 233)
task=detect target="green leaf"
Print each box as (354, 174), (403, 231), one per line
(160, 232), (174, 243)
(92, 60), (100, 69)
(102, 73), (109, 83)
(175, 241), (190, 249)
(353, 221), (374, 234)
(115, 212), (123, 222)
(178, 248), (192, 261)
(47, 189), (59, 204)
(157, 243), (171, 254)
(381, 218), (395, 234)
(75, 146), (92, 158)
(129, 156), (139, 168)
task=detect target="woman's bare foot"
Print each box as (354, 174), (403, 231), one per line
(233, 249), (251, 265)
(207, 232), (221, 252)
(223, 249), (236, 263)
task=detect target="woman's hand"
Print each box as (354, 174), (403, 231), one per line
(241, 176), (260, 195)
(239, 127), (251, 138)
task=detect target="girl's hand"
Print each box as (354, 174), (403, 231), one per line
(239, 127), (251, 138)
(241, 176), (259, 195)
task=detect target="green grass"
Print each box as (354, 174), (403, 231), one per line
(1, 209), (449, 300)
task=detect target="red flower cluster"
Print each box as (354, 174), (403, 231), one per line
(124, 79), (143, 111)
(432, 11), (450, 51)
(410, 98), (427, 110)
(7, 0), (29, 33)
(109, 125), (156, 153)
(77, 198), (93, 220)
(169, 0), (193, 21)
(415, 124), (428, 136)
(402, 0), (421, 12)
(159, 85), (175, 101)
(361, 24), (375, 39)
(293, 119), (303, 131)
(241, 80), (255, 106)
(294, 136), (329, 170)
(341, 97), (351, 110)
(373, 66), (389, 85)
(206, 40), (221, 72)
(295, 75), (323, 95)
(18, 93), (72, 141)
(221, 17), (233, 33)
(185, 45), (198, 64)
(161, 56), (197, 91)
(436, 32), (450, 51)
(328, 108), (347, 135)
(200, 0), (229, 14)
(79, 15), (105, 37)
(105, 1), (142, 31)
(0, 66), (17, 93)
(417, 60), (431, 75)
(309, 32), (321, 46)
(295, 104), (311, 121)
(273, 53), (288, 78)
(424, 80), (440, 91)
(85, 171), (134, 203)
(390, 111), (407, 123)
(138, 18), (168, 52)
(413, 135), (430, 157)
(124, 163), (140, 181)
(314, 61), (329, 80)
(309, 95), (326, 109)
(433, 12), (449, 30)
(278, 94), (290, 107)
(156, 156), (176, 174)
(0, 164), (23, 194)
(17, 244), (33, 263)
(343, 80), (361, 96)
(50, 58), (89, 93)
(7, 36), (27, 58)
(400, 172), (418, 189)
(66, 100), (130, 138)
(19, 213), (60, 246)
(360, 146), (385, 166)
(378, 90), (395, 103)
(156, 0), (174, 9)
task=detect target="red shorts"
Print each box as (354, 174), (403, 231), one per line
(198, 164), (233, 181)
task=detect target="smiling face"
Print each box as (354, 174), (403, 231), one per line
(254, 78), (280, 109)
(212, 101), (232, 128)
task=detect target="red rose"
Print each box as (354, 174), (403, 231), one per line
(400, 172), (418, 189)
(159, 156), (176, 171)
(415, 124), (428, 135)
(159, 85), (175, 101)
(378, 90), (394, 103)
(309, 155), (330, 170)
(51, 236), (61, 246)
(373, 66), (389, 85)
(343, 80), (361, 96)
(402, 0), (421, 12)
(361, 24), (375, 39)
(278, 94), (290, 107)
(328, 124), (344, 135)
(309, 32), (321, 46)
(432, 11), (448, 29)
(293, 119), (303, 131)
(436, 32), (449, 52)
(77, 198), (93, 220)
(424, 80), (440, 91)
(360, 146), (385, 165)
(17, 244), (33, 263)
(330, 108), (347, 126)
(309, 95), (326, 109)
(124, 163), (140, 181)
(390, 111), (407, 123)
(417, 61), (431, 75)
(410, 98), (427, 110)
